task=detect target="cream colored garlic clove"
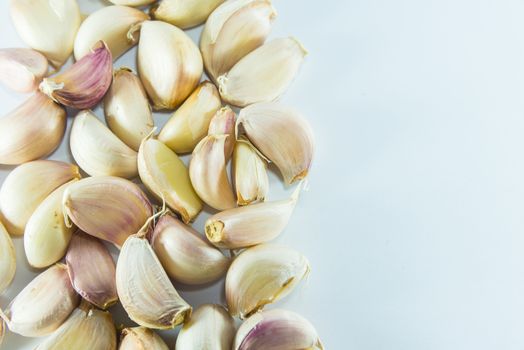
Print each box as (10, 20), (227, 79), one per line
(237, 102), (314, 184)
(138, 21), (203, 110)
(0, 160), (80, 236)
(152, 214), (230, 285)
(119, 327), (169, 350)
(200, 0), (276, 82)
(109, 0), (156, 6)
(151, 0), (224, 29)
(105, 67), (154, 151)
(158, 81), (221, 154)
(138, 138), (202, 223)
(0, 222), (16, 294)
(0, 93), (66, 165)
(70, 110), (138, 178)
(208, 106), (236, 159)
(225, 244), (309, 318)
(233, 141), (268, 205)
(0, 48), (48, 93)
(176, 304), (236, 350)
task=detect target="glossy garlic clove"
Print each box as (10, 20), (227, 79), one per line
(0, 48), (48, 93)
(119, 327), (169, 350)
(208, 106), (236, 159)
(233, 141), (268, 205)
(0, 222), (16, 294)
(151, 0), (224, 29)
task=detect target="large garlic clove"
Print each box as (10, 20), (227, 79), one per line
(62, 176), (153, 246)
(138, 139), (202, 223)
(237, 102), (314, 184)
(225, 244), (309, 318)
(116, 235), (192, 329)
(0, 48), (48, 93)
(157, 81), (221, 154)
(39, 41), (113, 109)
(70, 110), (138, 178)
(119, 327), (169, 350)
(233, 141), (268, 205)
(0, 160), (80, 236)
(65, 231), (118, 309)
(233, 309), (323, 350)
(208, 106), (236, 159)
(0, 93), (66, 165)
(138, 21), (203, 110)
(151, 0), (224, 29)
(151, 214), (229, 285)
(104, 67), (154, 151)
(9, 0), (81, 68)
(0, 264), (79, 337)
(109, 0), (156, 6)
(175, 304), (236, 350)
(189, 135), (236, 211)
(0, 222), (16, 294)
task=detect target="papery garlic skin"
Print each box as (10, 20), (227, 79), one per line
(208, 106), (236, 159)
(119, 327), (169, 350)
(9, 0), (81, 68)
(233, 141), (268, 205)
(109, 0), (156, 6)
(0, 48), (48, 93)
(0, 222), (15, 294)
(151, 0), (224, 29)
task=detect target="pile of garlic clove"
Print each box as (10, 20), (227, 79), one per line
(0, 0), (323, 349)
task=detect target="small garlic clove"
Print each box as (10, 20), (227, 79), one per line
(158, 81), (221, 154)
(119, 327), (169, 350)
(189, 135), (236, 211)
(237, 102), (314, 184)
(0, 48), (48, 93)
(151, 0), (224, 29)
(39, 41), (113, 109)
(225, 244), (309, 318)
(175, 304), (236, 350)
(0, 160), (80, 236)
(217, 37), (307, 107)
(1, 263), (80, 337)
(62, 176), (153, 246)
(152, 214), (230, 285)
(109, 0), (156, 6)
(233, 309), (323, 350)
(0, 222), (16, 294)
(138, 21), (203, 110)
(104, 67), (154, 151)
(138, 138), (202, 223)
(200, 0), (276, 82)
(70, 110), (138, 178)
(208, 106), (236, 159)
(65, 231), (118, 310)
(233, 140), (268, 205)
(9, 0), (81, 68)
(116, 235), (192, 329)
(0, 93), (66, 165)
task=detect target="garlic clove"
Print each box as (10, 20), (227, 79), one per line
(189, 135), (236, 211)
(208, 106), (236, 159)
(175, 304), (236, 350)
(116, 235), (192, 329)
(138, 138), (202, 223)
(0, 222), (16, 294)
(0, 93), (66, 165)
(0, 319), (4, 346)
(151, 0), (224, 29)
(104, 67), (154, 151)
(138, 21), (203, 110)
(233, 140), (268, 205)
(200, 0), (276, 82)
(70, 110), (138, 178)
(0, 160), (80, 236)
(62, 176), (153, 246)
(9, 0), (81, 68)
(39, 41), (113, 109)
(109, 0), (156, 6)
(157, 81), (221, 154)
(0, 48), (48, 93)
(119, 327), (169, 350)
(151, 214), (230, 285)
(237, 102), (314, 184)
(225, 244), (309, 318)
(65, 231), (118, 310)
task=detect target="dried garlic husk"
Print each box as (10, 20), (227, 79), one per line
(0, 160), (80, 235)
(0, 93), (66, 165)
(0, 222), (15, 294)
(233, 141), (268, 205)
(70, 110), (138, 178)
(119, 327), (169, 350)
(0, 48), (48, 93)
(158, 81), (221, 154)
(176, 304), (236, 350)
(151, 0), (224, 29)
(109, 0), (156, 6)
(208, 106), (236, 159)
(138, 21), (203, 110)
(225, 244), (309, 318)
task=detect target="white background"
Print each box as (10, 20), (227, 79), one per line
(2, 0), (524, 349)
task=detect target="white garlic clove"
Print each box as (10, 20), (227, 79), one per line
(0, 222), (16, 294)
(0, 48), (48, 93)
(151, 0), (224, 29)
(208, 106), (236, 159)
(119, 327), (169, 350)
(109, 0), (156, 6)
(233, 140), (268, 206)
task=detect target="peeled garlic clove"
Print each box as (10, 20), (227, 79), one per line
(120, 327), (169, 350)
(70, 110), (138, 178)
(233, 309), (323, 350)
(176, 304), (235, 350)
(0, 160), (80, 236)
(105, 67), (154, 151)
(40, 41), (113, 109)
(138, 21), (203, 110)
(116, 235), (192, 329)
(158, 81), (221, 153)
(0, 222), (16, 294)
(237, 102), (314, 184)
(63, 176), (153, 246)
(225, 244), (309, 318)
(138, 139), (202, 223)
(189, 135), (236, 211)
(152, 214), (229, 285)
(66, 231), (118, 309)
(0, 93), (66, 165)
(151, 0), (224, 29)
(208, 106), (236, 159)
(9, 0), (81, 68)
(0, 48), (48, 93)
(233, 141), (268, 206)
(109, 0), (156, 6)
